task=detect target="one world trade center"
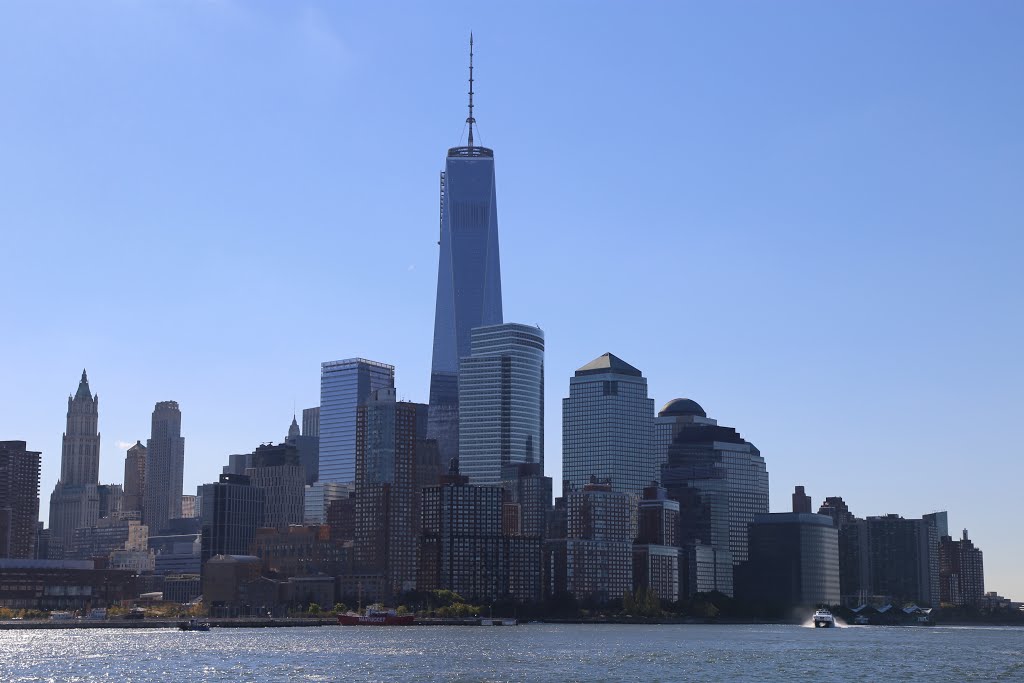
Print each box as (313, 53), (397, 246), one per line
(428, 35), (503, 465)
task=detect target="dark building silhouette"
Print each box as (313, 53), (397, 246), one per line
(122, 441), (146, 515)
(792, 486), (812, 514)
(198, 474), (265, 568)
(735, 512), (840, 608)
(633, 483), (680, 602)
(247, 443), (305, 530)
(939, 529), (985, 607)
(0, 441), (41, 559)
(286, 416), (319, 486)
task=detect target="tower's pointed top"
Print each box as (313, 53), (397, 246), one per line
(74, 369), (93, 401)
(466, 32), (475, 148)
(288, 414), (300, 440)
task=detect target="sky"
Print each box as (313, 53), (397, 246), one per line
(1, 2), (1022, 598)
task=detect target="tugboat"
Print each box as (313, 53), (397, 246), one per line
(178, 618), (212, 632)
(812, 608), (836, 628)
(337, 605), (414, 626)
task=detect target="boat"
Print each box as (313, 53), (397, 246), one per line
(812, 608), (835, 628)
(178, 618), (212, 632)
(337, 606), (415, 626)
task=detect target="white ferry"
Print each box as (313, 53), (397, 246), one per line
(812, 609), (835, 628)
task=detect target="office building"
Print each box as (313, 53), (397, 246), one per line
(302, 407), (320, 438)
(247, 443), (305, 530)
(149, 533), (201, 575)
(198, 473), (265, 567)
(792, 486), (812, 514)
(354, 387), (428, 597)
(97, 483), (123, 520)
(143, 401), (185, 535)
(458, 323), (544, 485)
(939, 529), (985, 607)
(0, 441), (41, 559)
(286, 416), (320, 486)
(562, 353), (655, 497)
(319, 358), (395, 484)
(69, 517), (148, 560)
(659, 398), (768, 575)
(48, 370), (102, 558)
(122, 441), (146, 515)
(180, 494), (198, 518)
(428, 37), (505, 466)
(735, 512), (840, 608)
(304, 481), (350, 525)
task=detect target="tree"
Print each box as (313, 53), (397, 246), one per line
(308, 602), (321, 614)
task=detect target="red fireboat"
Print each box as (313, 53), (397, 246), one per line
(337, 606), (415, 626)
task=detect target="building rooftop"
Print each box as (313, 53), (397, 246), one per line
(659, 398), (706, 418)
(575, 353), (642, 377)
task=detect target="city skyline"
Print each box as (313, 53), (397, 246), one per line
(2, 2), (1022, 599)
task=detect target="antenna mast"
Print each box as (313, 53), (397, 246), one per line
(467, 33), (475, 148)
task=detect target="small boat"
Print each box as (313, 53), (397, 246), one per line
(812, 609), (835, 628)
(337, 606), (414, 626)
(178, 618), (212, 632)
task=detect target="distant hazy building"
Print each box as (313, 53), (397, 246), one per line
(48, 371), (102, 558)
(355, 387), (428, 597)
(247, 443), (305, 530)
(302, 407), (320, 438)
(546, 479), (633, 604)
(0, 441), (41, 559)
(149, 533), (201, 576)
(223, 453), (252, 477)
(939, 529), (985, 607)
(319, 358), (395, 484)
(198, 474), (265, 567)
(122, 441), (146, 515)
(180, 495), (198, 519)
(286, 416), (320, 486)
(633, 483), (680, 603)
(70, 518), (148, 560)
(562, 353), (655, 497)
(143, 401), (185, 535)
(792, 486), (812, 514)
(458, 323), (544, 485)
(736, 512), (840, 608)
(659, 398), (768, 579)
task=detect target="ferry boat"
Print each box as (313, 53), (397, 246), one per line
(812, 608), (835, 628)
(337, 606), (415, 626)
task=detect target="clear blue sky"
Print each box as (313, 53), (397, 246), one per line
(2, 2), (1022, 598)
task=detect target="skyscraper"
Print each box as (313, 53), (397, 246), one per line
(428, 36), (504, 465)
(302, 407), (320, 437)
(143, 401), (185, 535)
(939, 529), (985, 607)
(319, 358), (395, 484)
(198, 473), (265, 568)
(246, 442), (305, 530)
(562, 353), (655, 496)
(122, 441), (146, 515)
(0, 441), (41, 559)
(458, 323), (544, 485)
(286, 416), (320, 486)
(48, 370), (102, 558)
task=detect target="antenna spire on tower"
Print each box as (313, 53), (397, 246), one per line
(467, 32), (475, 148)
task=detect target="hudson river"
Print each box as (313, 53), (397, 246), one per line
(1, 623), (1021, 681)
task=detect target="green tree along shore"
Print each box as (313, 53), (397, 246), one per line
(3, 590), (1022, 625)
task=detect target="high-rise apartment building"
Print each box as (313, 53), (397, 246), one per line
(143, 401), (185, 535)
(354, 388), (428, 597)
(562, 353), (655, 497)
(545, 479), (633, 604)
(939, 529), (985, 607)
(633, 483), (681, 603)
(319, 358), (395, 484)
(0, 441), (41, 559)
(198, 473), (265, 567)
(428, 37), (504, 466)
(48, 370), (102, 558)
(122, 441), (146, 515)
(458, 323), (544, 485)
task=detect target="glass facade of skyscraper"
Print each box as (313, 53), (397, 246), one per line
(319, 358), (394, 484)
(428, 144), (504, 465)
(458, 323), (544, 485)
(561, 353), (655, 497)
